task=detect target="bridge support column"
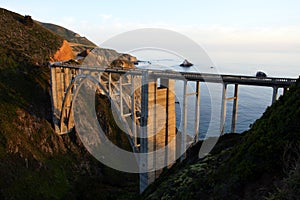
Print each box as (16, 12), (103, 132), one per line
(231, 84), (239, 133)
(119, 76), (123, 115)
(272, 86), (278, 104)
(55, 68), (62, 113)
(50, 67), (60, 133)
(180, 80), (188, 162)
(131, 75), (137, 147)
(220, 83), (227, 135)
(108, 73), (112, 96)
(159, 78), (176, 170)
(140, 71), (149, 193)
(194, 81), (201, 142)
(139, 75), (176, 193)
(60, 68), (65, 112)
(61, 67), (74, 134)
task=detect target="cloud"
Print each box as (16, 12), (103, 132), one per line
(151, 25), (300, 53)
(100, 14), (112, 21)
(92, 24), (300, 54)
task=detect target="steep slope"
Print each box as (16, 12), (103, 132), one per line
(39, 22), (96, 55)
(39, 22), (96, 47)
(142, 79), (300, 200)
(0, 8), (138, 199)
(0, 9), (63, 68)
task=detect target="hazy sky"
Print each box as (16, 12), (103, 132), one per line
(1, 0), (300, 76)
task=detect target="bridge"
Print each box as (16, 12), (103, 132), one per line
(49, 64), (297, 193)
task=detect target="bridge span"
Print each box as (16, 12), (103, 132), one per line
(50, 65), (297, 192)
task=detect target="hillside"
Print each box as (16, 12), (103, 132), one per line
(0, 9), (64, 68)
(39, 22), (96, 47)
(0, 8), (138, 199)
(141, 79), (300, 199)
(39, 22), (96, 55)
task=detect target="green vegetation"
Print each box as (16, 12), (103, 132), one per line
(141, 80), (300, 200)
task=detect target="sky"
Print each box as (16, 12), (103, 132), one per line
(1, 0), (300, 77)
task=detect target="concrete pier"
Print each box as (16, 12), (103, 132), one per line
(140, 77), (176, 192)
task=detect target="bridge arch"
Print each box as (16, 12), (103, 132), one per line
(59, 73), (138, 153)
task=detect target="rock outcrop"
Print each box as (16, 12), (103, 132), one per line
(119, 53), (138, 63)
(81, 47), (137, 67)
(52, 40), (75, 61)
(77, 49), (91, 57)
(110, 59), (135, 69)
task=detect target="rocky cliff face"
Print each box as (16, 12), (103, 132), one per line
(81, 47), (137, 67)
(52, 40), (75, 61)
(110, 59), (135, 69)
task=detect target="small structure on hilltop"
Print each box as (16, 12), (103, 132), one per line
(23, 15), (33, 27)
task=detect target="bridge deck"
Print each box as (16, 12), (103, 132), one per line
(53, 65), (298, 88)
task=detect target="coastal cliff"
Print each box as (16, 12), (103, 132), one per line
(0, 8), (138, 199)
